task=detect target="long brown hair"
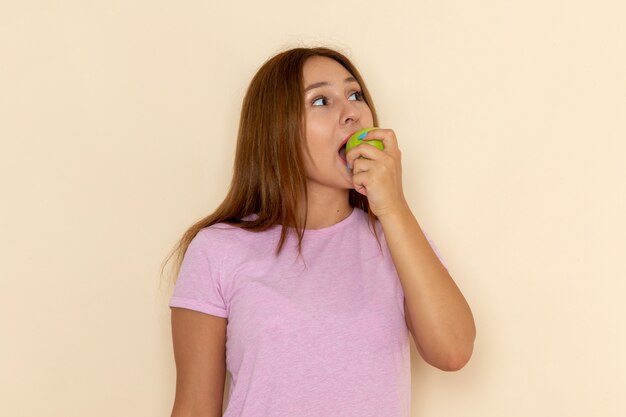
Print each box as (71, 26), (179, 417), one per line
(161, 46), (380, 282)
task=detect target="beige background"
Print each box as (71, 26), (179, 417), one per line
(1, 1), (624, 416)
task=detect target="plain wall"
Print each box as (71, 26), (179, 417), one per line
(1, 1), (624, 416)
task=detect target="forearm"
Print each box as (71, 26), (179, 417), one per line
(378, 203), (476, 371)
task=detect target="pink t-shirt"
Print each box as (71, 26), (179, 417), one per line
(169, 207), (447, 416)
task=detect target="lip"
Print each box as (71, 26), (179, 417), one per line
(338, 129), (361, 152)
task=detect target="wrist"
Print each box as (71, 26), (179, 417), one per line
(374, 199), (412, 223)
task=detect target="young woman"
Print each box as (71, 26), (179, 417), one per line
(164, 46), (476, 417)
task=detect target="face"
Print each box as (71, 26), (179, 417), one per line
(301, 55), (374, 192)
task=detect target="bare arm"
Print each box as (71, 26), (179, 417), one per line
(346, 128), (475, 371)
(380, 204), (476, 371)
(170, 307), (227, 417)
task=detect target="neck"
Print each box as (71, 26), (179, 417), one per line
(299, 185), (352, 230)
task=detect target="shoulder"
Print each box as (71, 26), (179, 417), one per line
(196, 220), (281, 259)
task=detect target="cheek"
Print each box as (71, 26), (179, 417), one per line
(299, 139), (317, 176)
(303, 130), (328, 164)
(300, 143), (328, 178)
(362, 105), (374, 125)
(305, 120), (326, 146)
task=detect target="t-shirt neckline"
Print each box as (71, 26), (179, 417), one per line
(301, 207), (360, 236)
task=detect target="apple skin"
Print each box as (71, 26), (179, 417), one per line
(345, 127), (384, 153)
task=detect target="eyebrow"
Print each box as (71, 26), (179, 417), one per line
(304, 76), (358, 93)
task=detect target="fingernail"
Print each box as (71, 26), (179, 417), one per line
(358, 132), (367, 140)
(347, 163), (351, 170)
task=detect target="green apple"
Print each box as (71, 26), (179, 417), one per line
(345, 127), (384, 153)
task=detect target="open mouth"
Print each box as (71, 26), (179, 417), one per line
(338, 143), (347, 163)
(337, 133), (353, 164)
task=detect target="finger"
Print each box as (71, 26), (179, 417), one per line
(351, 171), (369, 196)
(354, 184), (367, 196)
(359, 128), (399, 152)
(351, 155), (374, 176)
(346, 143), (384, 168)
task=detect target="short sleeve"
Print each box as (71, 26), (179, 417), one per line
(169, 231), (229, 318)
(423, 231), (449, 270)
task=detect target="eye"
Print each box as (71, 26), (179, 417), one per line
(311, 96), (328, 106)
(349, 91), (363, 101)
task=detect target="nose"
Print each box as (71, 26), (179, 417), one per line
(341, 98), (360, 125)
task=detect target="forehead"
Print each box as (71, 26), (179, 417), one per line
(302, 56), (353, 82)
